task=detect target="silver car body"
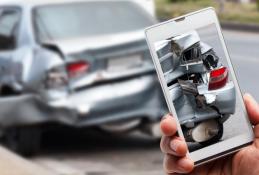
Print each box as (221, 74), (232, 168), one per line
(0, 0), (166, 128)
(156, 31), (236, 128)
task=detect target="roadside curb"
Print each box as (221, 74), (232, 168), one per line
(221, 22), (259, 33)
(0, 145), (56, 175)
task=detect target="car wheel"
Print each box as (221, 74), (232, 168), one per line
(3, 127), (41, 156)
(199, 121), (223, 146)
(185, 119), (224, 146)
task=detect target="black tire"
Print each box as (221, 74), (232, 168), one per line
(3, 127), (41, 156)
(199, 121), (224, 146)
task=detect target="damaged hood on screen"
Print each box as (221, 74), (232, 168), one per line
(44, 30), (146, 55)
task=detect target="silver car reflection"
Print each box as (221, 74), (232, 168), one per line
(0, 0), (166, 155)
(156, 31), (236, 145)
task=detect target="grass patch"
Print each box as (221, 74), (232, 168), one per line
(156, 0), (259, 25)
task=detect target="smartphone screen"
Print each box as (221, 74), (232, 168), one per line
(153, 22), (252, 156)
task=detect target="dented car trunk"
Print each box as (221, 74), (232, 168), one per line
(59, 36), (155, 92)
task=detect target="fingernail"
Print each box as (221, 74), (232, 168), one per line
(244, 93), (250, 97)
(170, 140), (180, 152)
(250, 95), (257, 105)
(246, 93), (258, 105)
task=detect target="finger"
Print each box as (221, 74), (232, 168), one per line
(160, 136), (188, 157)
(244, 94), (259, 144)
(161, 114), (177, 136)
(244, 93), (259, 125)
(164, 154), (194, 174)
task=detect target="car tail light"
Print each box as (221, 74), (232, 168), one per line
(45, 67), (68, 89)
(208, 66), (228, 90)
(66, 61), (90, 78)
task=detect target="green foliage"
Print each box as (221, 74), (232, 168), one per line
(155, 0), (259, 25)
(167, 0), (201, 2)
(257, 0), (259, 11)
(168, 0), (187, 2)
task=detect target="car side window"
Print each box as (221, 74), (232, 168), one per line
(0, 8), (20, 51)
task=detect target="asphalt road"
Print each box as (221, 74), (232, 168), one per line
(32, 129), (164, 175)
(225, 30), (259, 101)
(30, 30), (259, 175)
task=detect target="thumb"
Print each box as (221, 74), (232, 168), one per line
(244, 93), (259, 126)
(244, 94), (259, 147)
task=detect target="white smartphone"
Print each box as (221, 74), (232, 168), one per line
(145, 8), (254, 166)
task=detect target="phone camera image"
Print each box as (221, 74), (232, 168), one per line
(154, 24), (251, 153)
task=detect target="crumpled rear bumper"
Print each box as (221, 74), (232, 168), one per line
(0, 75), (166, 128)
(198, 81), (236, 115)
(172, 81), (236, 126)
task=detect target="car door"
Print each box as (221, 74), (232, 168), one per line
(0, 7), (21, 87)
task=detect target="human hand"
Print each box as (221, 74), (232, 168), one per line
(160, 93), (259, 175)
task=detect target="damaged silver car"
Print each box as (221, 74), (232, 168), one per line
(156, 31), (236, 145)
(0, 0), (166, 155)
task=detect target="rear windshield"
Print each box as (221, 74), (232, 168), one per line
(33, 1), (155, 43)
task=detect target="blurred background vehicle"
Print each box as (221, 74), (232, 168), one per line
(0, 0), (166, 156)
(134, 0), (156, 16)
